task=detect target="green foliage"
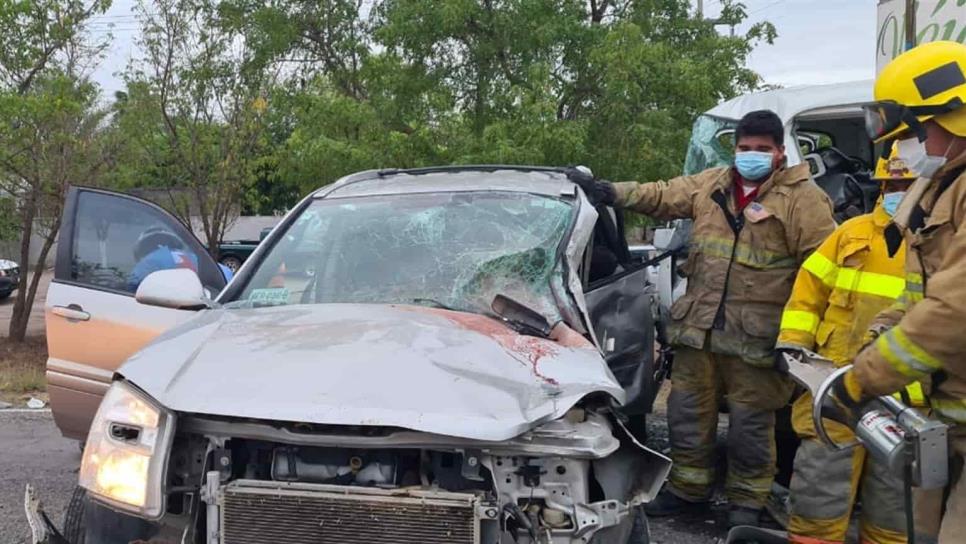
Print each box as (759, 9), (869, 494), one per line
(106, 0), (774, 213)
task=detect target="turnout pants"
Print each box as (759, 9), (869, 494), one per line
(913, 429), (966, 544)
(788, 394), (907, 544)
(666, 345), (793, 509)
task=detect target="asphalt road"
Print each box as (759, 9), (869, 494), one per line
(0, 410), (79, 544)
(0, 409), (729, 544)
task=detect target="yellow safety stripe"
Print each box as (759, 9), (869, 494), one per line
(875, 327), (943, 379)
(780, 310), (821, 335)
(930, 397), (966, 423)
(670, 465), (714, 486)
(835, 268), (905, 299)
(891, 381), (927, 407)
(726, 475), (774, 495)
(691, 236), (796, 270)
(801, 251), (838, 286)
(905, 273), (924, 302)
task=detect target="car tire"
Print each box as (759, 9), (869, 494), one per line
(220, 255), (243, 273)
(62, 485), (88, 544)
(0, 291), (10, 300)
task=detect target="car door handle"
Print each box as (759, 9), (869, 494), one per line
(52, 305), (91, 322)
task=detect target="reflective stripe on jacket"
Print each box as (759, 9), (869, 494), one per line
(778, 204), (925, 405)
(855, 151), (966, 423)
(613, 164), (836, 366)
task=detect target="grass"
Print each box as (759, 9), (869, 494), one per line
(0, 336), (47, 402)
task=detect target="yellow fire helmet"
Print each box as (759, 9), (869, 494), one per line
(865, 41), (966, 143)
(873, 141), (919, 181)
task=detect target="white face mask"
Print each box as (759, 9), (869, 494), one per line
(896, 137), (953, 179)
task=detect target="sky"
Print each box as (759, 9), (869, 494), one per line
(88, 0), (880, 98)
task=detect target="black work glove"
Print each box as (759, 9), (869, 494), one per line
(773, 347), (802, 374)
(564, 166), (617, 206)
(821, 369), (868, 429)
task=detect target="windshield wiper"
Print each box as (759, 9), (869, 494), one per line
(411, 298), (459, 311)
(490, 294), (554, 338)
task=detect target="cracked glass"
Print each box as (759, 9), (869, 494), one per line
(683, 115), (737, 175)
(232, 191), (575, 322)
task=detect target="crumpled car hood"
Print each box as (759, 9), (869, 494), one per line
(120, 303), (625, 441)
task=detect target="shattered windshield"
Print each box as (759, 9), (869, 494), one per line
(683, 115), (737, 175)
(230, 191), (575, 322)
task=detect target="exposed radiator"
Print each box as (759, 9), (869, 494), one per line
(220, 480), (480, 544)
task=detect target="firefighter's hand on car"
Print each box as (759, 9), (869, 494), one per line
(564, 166), (616, 206)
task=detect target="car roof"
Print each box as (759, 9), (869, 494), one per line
(314, 165), (579, 199)
(705, 80), (873, 125)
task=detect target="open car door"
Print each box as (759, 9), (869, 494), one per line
(582, 207), (661, 417)
(46, 187), (225, 440)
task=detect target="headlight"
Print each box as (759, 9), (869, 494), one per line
(79, 380), (174, 518)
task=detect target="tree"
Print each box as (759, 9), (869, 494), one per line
(118, 0), (273, 258)
(227, 0), (775, 194)
(0, 0), (111, 342)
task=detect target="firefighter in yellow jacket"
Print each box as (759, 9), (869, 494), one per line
(828, 41), (966, 543)
(567, 110), (836, 527)
(778, 145), (919, 544)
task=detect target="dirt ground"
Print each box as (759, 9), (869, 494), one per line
(0, 337), (46, 405)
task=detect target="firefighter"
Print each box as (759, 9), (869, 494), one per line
(831, 40), (966, 543)
(567, 110), (836, 527)
(778, 143), (922, 544)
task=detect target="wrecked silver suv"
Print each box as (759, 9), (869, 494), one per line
(33, 166), (671, 543)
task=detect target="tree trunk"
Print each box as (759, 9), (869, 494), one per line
(9, 198), (37, 342)
(10, 222), (59, 341)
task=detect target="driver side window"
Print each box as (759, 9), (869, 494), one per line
(68, 191), (224, 295)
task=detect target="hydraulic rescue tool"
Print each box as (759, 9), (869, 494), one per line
(726, 351), (949, 544)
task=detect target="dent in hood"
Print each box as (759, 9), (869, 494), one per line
(120, 304), (625, 441)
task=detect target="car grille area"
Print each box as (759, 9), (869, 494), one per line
(221, 480), (480, 544)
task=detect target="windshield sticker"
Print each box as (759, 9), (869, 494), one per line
(248, 287), (290, 306)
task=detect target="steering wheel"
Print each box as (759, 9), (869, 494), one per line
(815, 146), (868, 175)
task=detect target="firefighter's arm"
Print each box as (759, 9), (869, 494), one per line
(864, 293), (909, 343)
(785, 188), (837, 263)
(611, 169), (717, 221)
(853, 220), (966, 396)
(776, 230), (840, 351)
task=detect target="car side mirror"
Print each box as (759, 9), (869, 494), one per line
(135, 268), (211, 310)
(491, 294), (553, 337)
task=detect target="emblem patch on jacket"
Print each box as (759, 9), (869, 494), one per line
(744, 202), (773, 223)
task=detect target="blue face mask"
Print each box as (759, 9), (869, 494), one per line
(882, 191), (906, 217)
(734, 151), (775, 181)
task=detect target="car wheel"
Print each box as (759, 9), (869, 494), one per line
(220, 255), (243, 272)
(62, 485), (88, 544)
(0, 291), (10, 300)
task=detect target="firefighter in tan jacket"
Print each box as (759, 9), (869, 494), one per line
(829, 41), (966, 543)
(567, 110), (836, 527)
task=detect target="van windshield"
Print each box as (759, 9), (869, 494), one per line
(228, 191), (574, 322)
(683, 115), (737, 175)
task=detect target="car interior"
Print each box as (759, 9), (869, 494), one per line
(797, 112), (881, 223)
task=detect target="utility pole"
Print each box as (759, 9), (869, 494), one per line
(697, 0), (704, 17)
(904, 0), (916, 52)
